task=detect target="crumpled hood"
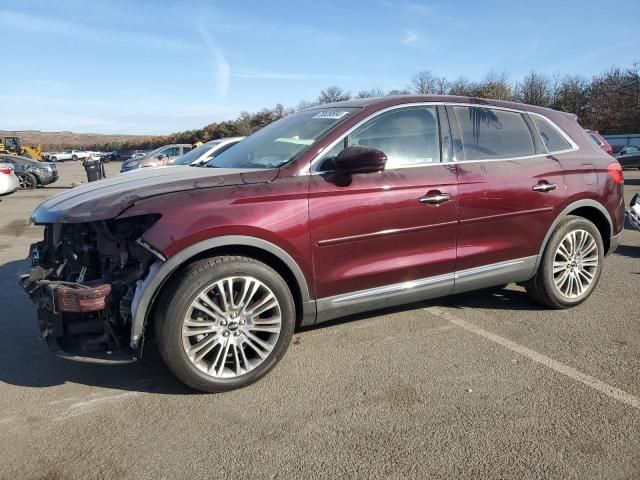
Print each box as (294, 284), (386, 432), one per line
(31, 166), (278, 224)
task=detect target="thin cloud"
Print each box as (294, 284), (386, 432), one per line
(0, 9), (197, 52)
(379, 1), (432, 14)
(401, 30), (419, 46)
(197, 25), (231, 98)
(232, 69), (397, 84)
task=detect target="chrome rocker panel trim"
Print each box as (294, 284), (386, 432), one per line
(315, 256), (537, 323)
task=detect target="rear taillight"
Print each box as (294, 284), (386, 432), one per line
(607, 162), (624, 184)
(0, 167), (12, 175)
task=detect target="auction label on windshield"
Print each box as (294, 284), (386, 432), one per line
(312, 111), (351, 120)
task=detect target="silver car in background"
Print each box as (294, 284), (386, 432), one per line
(120, 144), (192, 172)
(171, 137), (245, 167)
(0, 163), (19, 195)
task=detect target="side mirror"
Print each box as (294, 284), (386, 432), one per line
(334, 146), (387, 175)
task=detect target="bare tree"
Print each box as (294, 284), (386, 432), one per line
(515, 71), (553, 106)
(448, 76), (474, 96)
(475, 71), (513, 100)
(410, 70), (448, 94)
(387, 88), (412, 96)
(317, 86), (352, 104)
(356, 88), (386, 98)
(296, 99), (317, 111)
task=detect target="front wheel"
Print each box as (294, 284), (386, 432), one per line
(71, 155), (78, 161)
(156, 256), (295, 392)
(18, 172), (37, 190)
(525, 216), (604, 309)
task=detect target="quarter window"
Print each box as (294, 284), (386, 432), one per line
(318, 106), (441, 170)
(452, 106), (536, 160)
(531, 116), (572, 153)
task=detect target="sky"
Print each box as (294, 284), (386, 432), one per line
(2, 0), (639, 135)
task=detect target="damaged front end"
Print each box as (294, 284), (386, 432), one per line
(20, 215), (162, 363)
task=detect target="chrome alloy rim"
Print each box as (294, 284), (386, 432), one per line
(182, 276), (282, 378)
(19, 174), (34, 189)
(553, 229), (599, 299)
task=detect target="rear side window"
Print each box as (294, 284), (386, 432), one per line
(452, 106), (536, 160)
(531, 116), (572, 153)
(589, 133), (603, 146)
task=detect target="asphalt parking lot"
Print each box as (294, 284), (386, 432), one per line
(0, 162), (639, 480)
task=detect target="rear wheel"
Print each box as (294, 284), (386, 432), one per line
(156, 256), (295, 392)
(18, 172), (37, 190)
(51, 156), (59, 162)
(525, 216), (603, 308)
(71, 155), (78, 161)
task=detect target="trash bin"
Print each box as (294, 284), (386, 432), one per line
(82, 158), (105, 182)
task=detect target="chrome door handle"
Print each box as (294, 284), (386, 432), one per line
(419, 192), (451, 205)
(532, 182), (557, 193)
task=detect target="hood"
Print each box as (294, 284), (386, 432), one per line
(31, 166), (278, 224)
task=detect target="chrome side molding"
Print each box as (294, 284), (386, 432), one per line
(315, 256), (537, 324)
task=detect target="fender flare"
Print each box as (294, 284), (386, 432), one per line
(129, 235), (312, 348)
(534, 199), (612, 270)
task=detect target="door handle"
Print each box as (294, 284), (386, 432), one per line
(532, 182), (557, 193)
(419, 192), (451, 205)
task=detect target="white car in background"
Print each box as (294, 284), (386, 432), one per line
(0, 163), (19, 195)
(48, 150), (91, 162)
(171, 137), (245, 167)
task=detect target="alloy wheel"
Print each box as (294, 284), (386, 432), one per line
(182, 276), (282, 378)
(18, 174), (35, 189)
(552, 229), (599, 299)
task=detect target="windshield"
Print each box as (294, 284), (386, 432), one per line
(172, 142), (220, 166)
(206, 108), (359, 169)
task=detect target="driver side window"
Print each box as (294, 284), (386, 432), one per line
(163, 147), (180, 157)
(317, 106), (441, 172)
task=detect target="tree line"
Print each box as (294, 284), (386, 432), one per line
(89, 63), (640, 152)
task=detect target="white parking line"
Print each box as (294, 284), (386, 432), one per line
(426, 306), (640, 411)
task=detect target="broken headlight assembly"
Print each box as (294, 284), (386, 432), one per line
(20, 214), (162, 362)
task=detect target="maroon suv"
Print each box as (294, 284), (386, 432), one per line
(21, 96), (625, 392)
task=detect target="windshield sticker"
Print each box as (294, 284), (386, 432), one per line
(312, 111), (351, 120)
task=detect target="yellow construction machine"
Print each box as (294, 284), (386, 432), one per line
(0, 136), (43, 160)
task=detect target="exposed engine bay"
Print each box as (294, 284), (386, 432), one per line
(20, 215), (161, 362)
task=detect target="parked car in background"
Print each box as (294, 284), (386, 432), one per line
(20, 96), (625, 393)
(98, 151), (118, 163)
(48, 150), (90, 162)
(171, 137), (245, 166)
(0, 154), (58, 189)
(0, 163), (19, 195)
(586, 130), (613, 154)
(120, 144), (191, 172)
(613, 145), (640, 169)
(628, 194), (640, 232)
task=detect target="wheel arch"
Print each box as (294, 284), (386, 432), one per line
(535, 199), (612, 270)
(130, 236), (315, 349)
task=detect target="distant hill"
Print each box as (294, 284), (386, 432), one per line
(0, 130), (153, 150)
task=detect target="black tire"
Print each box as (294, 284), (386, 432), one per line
(156, 255), (295, 392)
(18, 172), (37, 190)
(524, 216), (604, 309)
(51, 156), (59, 162)
(71, 155), (78, 161)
